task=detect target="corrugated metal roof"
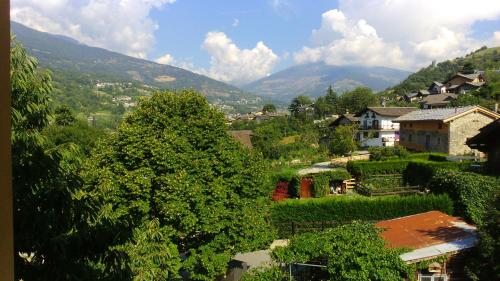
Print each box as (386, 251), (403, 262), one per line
(376, 211), (477, 250)
(393, 106), (477, 122)
(399, 236), (478, 263)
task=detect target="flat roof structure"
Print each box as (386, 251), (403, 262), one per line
(376, 211), (477, 263)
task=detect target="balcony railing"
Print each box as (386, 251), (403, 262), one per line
(359, 125), (397, 130)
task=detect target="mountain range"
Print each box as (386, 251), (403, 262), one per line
(11, 21), (265, 114)
(244, 63), (411, 102)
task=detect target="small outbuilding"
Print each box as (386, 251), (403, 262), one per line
(377, 211), (477, 281)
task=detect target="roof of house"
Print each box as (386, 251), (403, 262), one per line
(405, 92), (418, 98)
(228, 130), (253, 149)
(356, 107), (418, 117)
(466, 119), (500, 149)
(418, 89), (431, 96)
(394, 105), (500, 123)
(419, 93), (457, 106)
(330, 114), (359, 126)
(431, 81), (444, 87)
(376, 211), (477, 263)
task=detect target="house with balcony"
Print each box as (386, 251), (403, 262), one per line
(355, 107), (418, 147)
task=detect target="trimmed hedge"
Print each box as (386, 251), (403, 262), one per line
(270, 194), (453, 223)
(407, 152), (448, 161)
(368, 146), (409, 161)
(312, 169), (352, 198)
(347, 160), (409, 179)
(404, 160), (471, 187)
(429, 169), (499, 225)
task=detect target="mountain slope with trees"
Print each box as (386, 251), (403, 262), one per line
(387, 46), (500, 95)
(244, 62), (410, 102)
(11, 21), (265, 118)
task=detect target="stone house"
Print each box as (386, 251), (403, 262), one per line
(329, 113), (359, 129)
(394, 106), (500, 155)
(355, 107), (418, 147)
(466, 119), (500, 173)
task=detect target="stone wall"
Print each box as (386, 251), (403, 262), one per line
(449, 112), (495, 155)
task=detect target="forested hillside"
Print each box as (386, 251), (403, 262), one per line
(388, 46), (500, 94)
(11, 21), (266, 127)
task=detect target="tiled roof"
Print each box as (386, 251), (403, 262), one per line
(418, 89), (430, 96)
(432, 81), (444, 87)
(405, 92), (418, 98)
(420, 93), (457, 106)
(376, 211), (476, 250)
(394, 105), (500, 122)
(356, 107), (418, 117)
(456, 72), (480, 80)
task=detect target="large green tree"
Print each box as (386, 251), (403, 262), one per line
(11, 40), (98, 280)
(338, 87), (378, 114)
(330, 124), (358, 156)
(288, 95), (313, 118)
(83, 90), (275, 280)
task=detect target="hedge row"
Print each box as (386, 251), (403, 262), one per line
(429, 169), (499, 225)
(270, 194), (453, 223)
(312, 169), (351, 198)
(407, 152), (448, 162)
(346, 160), (409, 179)
(368, 146), (409, 161)
(404, 160), (471, 187)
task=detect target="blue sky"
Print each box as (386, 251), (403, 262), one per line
(11, 0), (500, 85)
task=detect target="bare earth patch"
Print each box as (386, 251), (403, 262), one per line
(154, 75), (176, 82)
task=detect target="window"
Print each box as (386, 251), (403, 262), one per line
(373, 132), (379, 138)
(437, 137), (441, 145)
(365, 112), (369, 118)
(372, 112), (376, 118)
(363, 132), (368, 138)
(409, 134), (412, 142)
(409, 122), (413, 128)
(438, 123), (442, 129)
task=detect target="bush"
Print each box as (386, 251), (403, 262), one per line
(407, 152), (448, 161)
(369, 146), (409, 161)
(429, 169), (499, 225)
(347, 160), (409, 179)
(288, 176), (300, 198)
(311, 169), (352, 198)
(241, 266), (285, 281)
(404, 160), (471, 187)
(270, 194), (453, 224)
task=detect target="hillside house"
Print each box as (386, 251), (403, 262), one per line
(444, 72), (485, 91)
(428, 81), (447, 94)
(355, 107), (417, 147)
(377, 211), (477, 281)
(420, 93), (457, 109)
(329, 114), (359, 129)
(466, 119), (500, 173)
(394, 106), (500, 155)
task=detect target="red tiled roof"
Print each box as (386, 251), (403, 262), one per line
(376, 211), (476, 249)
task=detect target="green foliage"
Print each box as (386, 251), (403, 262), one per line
(115, 219), (181, 281)
(262, 103), (277, 113)
(330, 124), (358, 156)
(288, 176), (301, 198)
(241, 266), (286, 281)
(368, 146), (409, 161)
(272, 222), (412, 281)
(462, 61), (475, 74)
(54, 104), (76, 125)
(406, 152), (448, 161)
(11, 39), (100, 280)
(270, 194), (453, 223)
(43, 120), (106, 155)
(337, 87), (378, 114)
(312, 169), (352, 198)
(347, 160), (409, 179)
(404, 160), (471, 187)
(464, 188), (500, 280)
(83, 90), (275, 280)
(288, 95), (313, 118)
(429, 169), (499, 225)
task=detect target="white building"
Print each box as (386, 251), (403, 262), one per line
(355, 107), (417, 147)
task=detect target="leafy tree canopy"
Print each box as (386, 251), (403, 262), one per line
(83, 90), (275, 280)
(262, 103), (277, 113)
(272, 222), (411, 281)
(330, 124), (358, 156)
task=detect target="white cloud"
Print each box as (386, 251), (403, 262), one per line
(11, 0), (176, 59)
(155, 53), (175, 65)
(296, 1), (500, 70)
(201, 31), (278, 84)
(232, 18), (240, 27)
(493, 31), (500, 46)
(294, 9), (407, 69)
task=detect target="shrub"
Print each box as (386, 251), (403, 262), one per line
(312, 169), (352, 198)
(241, 266), (285, 281)
(429, 169), (499, 225)
(347, 160), (409, 179)
(270, 194), (453, 224)
(368, 146), (409, 161)
(404, 160), (471, 187)
(272, 222), (412, 281)
(288, 176), (300, 198)
(406, 152), (448, 161)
